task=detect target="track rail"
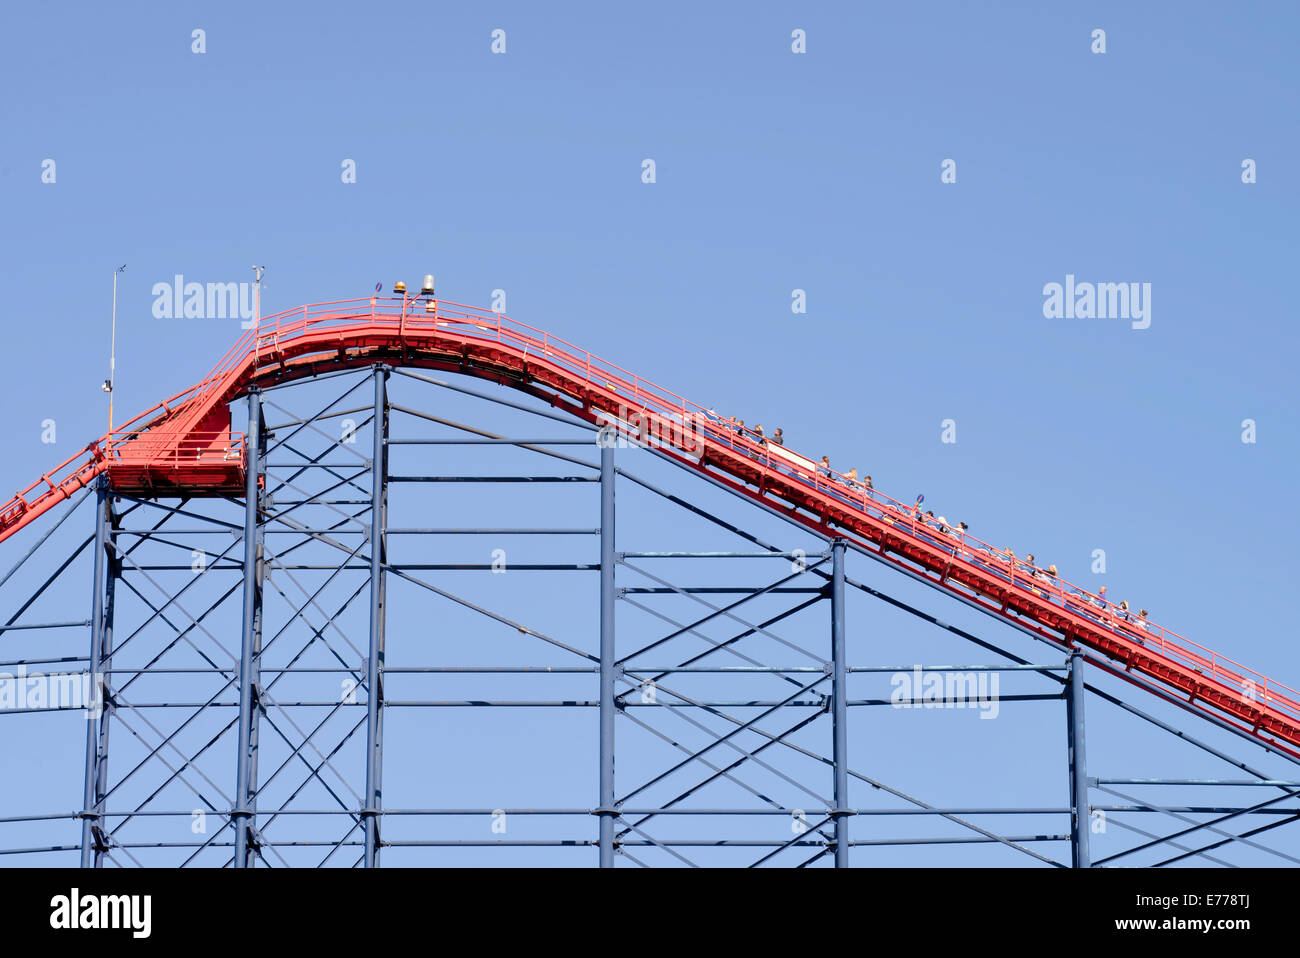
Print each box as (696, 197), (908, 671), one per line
(2, 294), (1297, 756)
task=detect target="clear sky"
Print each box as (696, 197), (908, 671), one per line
(0, 1), (1297, 866)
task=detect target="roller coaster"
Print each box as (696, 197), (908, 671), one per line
(1, 287), (1296, 867)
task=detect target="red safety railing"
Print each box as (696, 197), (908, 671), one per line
(107, 430), (246, 467)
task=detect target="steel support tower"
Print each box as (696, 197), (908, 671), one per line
(1, 299), (1298, 867)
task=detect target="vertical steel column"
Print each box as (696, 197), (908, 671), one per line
(830, 538), (849, 867)
(363, 366), (389, 866)
(80, 478), (117, 867)
(233, 388), (266, 867)
(1067, 647), (1091, 868)
(598, 440), (616, 866)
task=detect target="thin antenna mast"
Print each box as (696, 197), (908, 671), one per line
(104, 264), (126, 436)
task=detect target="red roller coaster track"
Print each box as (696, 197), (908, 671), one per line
(2, 294), (1298, 758)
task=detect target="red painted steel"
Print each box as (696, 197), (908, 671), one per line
(1, 295), (1296, 756)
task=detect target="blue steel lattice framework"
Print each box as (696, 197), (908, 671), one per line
(0, 363), (1298, 866)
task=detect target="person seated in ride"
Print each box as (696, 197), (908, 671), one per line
(771, 427), (784, 446)
(1116, 603), (1145, 644)
(914, 510), (939, 543)
(988, 547), (1015, 581)
(753, 424), (767, 445)
(938, 518), (965, 558)
(818, 456), (832, 477)
(825, 465), (864, 507)
(1018, 553), (1045, 593)
(1088, 585), (1112, 622)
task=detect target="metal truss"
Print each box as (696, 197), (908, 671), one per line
(1, 364), (1298, 867)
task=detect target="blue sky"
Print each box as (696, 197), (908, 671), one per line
(1, 1), (1298, 866)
